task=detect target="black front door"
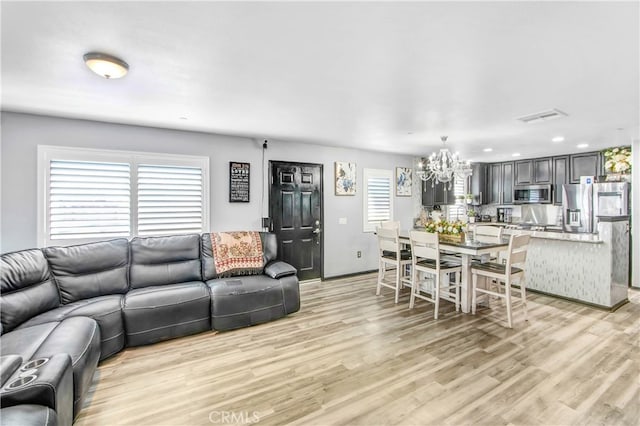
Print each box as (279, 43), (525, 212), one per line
(269, 161), (323, 281)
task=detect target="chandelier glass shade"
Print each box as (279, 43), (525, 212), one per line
(416, 136), (473, 189)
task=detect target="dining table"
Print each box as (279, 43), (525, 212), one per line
(399, 230), (510, 313)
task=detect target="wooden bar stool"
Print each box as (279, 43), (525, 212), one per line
(408, 230), (462, 319)
(376, 227), (412, 303)
(471, 233), (531, 328)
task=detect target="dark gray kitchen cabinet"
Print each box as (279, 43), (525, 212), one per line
(570, 152), (601, 183)
(515, 158), (552, 185)
(422, 179), (455, 207)
(487, 162), (514, 204)
(433, 182), (447, 205)
(468, 163), (487, 205)
(533, 158), (552, 184)
(502, 162), (514, 204)
(422, 180), (434, 207)
(515, 160), (533, 185)
(487, 163), (502, 204)
(552, 156), (569, 205)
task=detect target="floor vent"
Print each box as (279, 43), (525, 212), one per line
(516, 108), (568, 124)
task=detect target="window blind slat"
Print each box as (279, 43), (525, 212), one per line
(137, 164), (204, 236)
(49, 160), (131, 240)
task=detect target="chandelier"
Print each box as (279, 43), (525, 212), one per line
(416, 136), (473, 189)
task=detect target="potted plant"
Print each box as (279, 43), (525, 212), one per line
(465, 193), (474, 204)
(467, 209), (477, 223)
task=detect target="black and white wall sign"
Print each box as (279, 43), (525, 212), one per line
(229, 162), (250, 202)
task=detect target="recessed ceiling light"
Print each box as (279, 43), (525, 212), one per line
(577, 143), (589, 149)
(83, 52), (129, 79)
(512, 153), (521, 157)
(179, 116), (188, 120)
(483, 148), (493, 152)
(552, 136), (565, 143)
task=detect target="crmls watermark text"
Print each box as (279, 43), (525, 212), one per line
(208, 411), (260, 424)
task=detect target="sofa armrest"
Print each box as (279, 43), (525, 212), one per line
(264, 261), (297, 279)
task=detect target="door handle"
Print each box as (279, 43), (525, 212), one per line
(313, 228), (321, 234)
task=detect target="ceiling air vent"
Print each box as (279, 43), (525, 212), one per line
(516, 108), (568, 124)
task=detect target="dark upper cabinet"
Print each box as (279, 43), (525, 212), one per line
(514, 160), (533, 185)
(502, 162), (514, 204)
(552, 156), (569, 205)
(533, 158), (552, 184)
(433, 181), (447, 205)
(484, 151), (600, 205)
(515, 158), (552, 185)
(487, 162), (514, 205)
(570, 152), (601, 183)
(487, 163), (502, 204)
(422, 179), (455, 207)
(422, 180), (434, 207)
(468, 163), (487, 205)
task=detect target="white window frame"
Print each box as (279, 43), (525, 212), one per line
(37, 145), (210, 247)
(362, 168), (394, 232)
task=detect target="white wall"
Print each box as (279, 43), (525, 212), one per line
(0, 112), (417, 278)
(632, 138), (639, 288)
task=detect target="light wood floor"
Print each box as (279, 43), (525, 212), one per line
(75, 273), (640, 426)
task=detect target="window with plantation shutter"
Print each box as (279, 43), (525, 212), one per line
(137, 164), (204, 236)
(38, 146), (209, 246)
(447, 178), (466, 222)
(363, 168), (394, 232)
(49, 160), (131, 240)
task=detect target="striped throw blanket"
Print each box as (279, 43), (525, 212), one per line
(210, 231), (264, 275)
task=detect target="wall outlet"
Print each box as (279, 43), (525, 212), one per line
(357, 250), (362, 258)
(338, 217), (347, 225)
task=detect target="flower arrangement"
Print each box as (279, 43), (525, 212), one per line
(602, 146), (631, 174)
(424, 218), (465, 235)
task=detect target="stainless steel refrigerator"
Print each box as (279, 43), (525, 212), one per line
(562, 182), (630, 233)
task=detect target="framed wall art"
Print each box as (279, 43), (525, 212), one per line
(395, 166), (412, 197)
(229, 161), (250, 202)
(335, 161), (356, 195)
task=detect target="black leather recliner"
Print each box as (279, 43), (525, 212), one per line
(124, 234), (211, 346)
(0, 232), (300, 425)
(201, 233), (299, 330)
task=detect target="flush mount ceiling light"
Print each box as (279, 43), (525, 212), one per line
(83, 52), (129, 79)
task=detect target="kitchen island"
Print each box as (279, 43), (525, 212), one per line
(493, 218), (629, 309)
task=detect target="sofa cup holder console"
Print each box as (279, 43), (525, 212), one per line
(21, 357), (49, 371)
(5, 375), (37, 390)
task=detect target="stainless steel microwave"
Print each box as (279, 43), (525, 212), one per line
(513, 184), (552, 204)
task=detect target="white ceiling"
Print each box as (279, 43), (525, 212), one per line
(2, 1), (638, 161)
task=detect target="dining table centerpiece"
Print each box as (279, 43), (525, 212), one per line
(424, 218), (466, 243)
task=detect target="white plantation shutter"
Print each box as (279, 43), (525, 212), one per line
(447, 178), (466, 221)
(38, 146), (209, 246)
(49, 160), (131, 240)
(363, 169), (394, 232)
(137, 164), (204, 236)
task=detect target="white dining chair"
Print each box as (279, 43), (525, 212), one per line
(379, 220), (400, 230)
(473, 225), (503, 262)
(471, 233), (531, 328)
(408, 230), (462, 319)
(376, 227), (412, 303)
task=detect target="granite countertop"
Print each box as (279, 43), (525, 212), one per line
(501, 228), (603, 243)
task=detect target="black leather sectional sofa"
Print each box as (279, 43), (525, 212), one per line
(0, 232), (299, 426)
